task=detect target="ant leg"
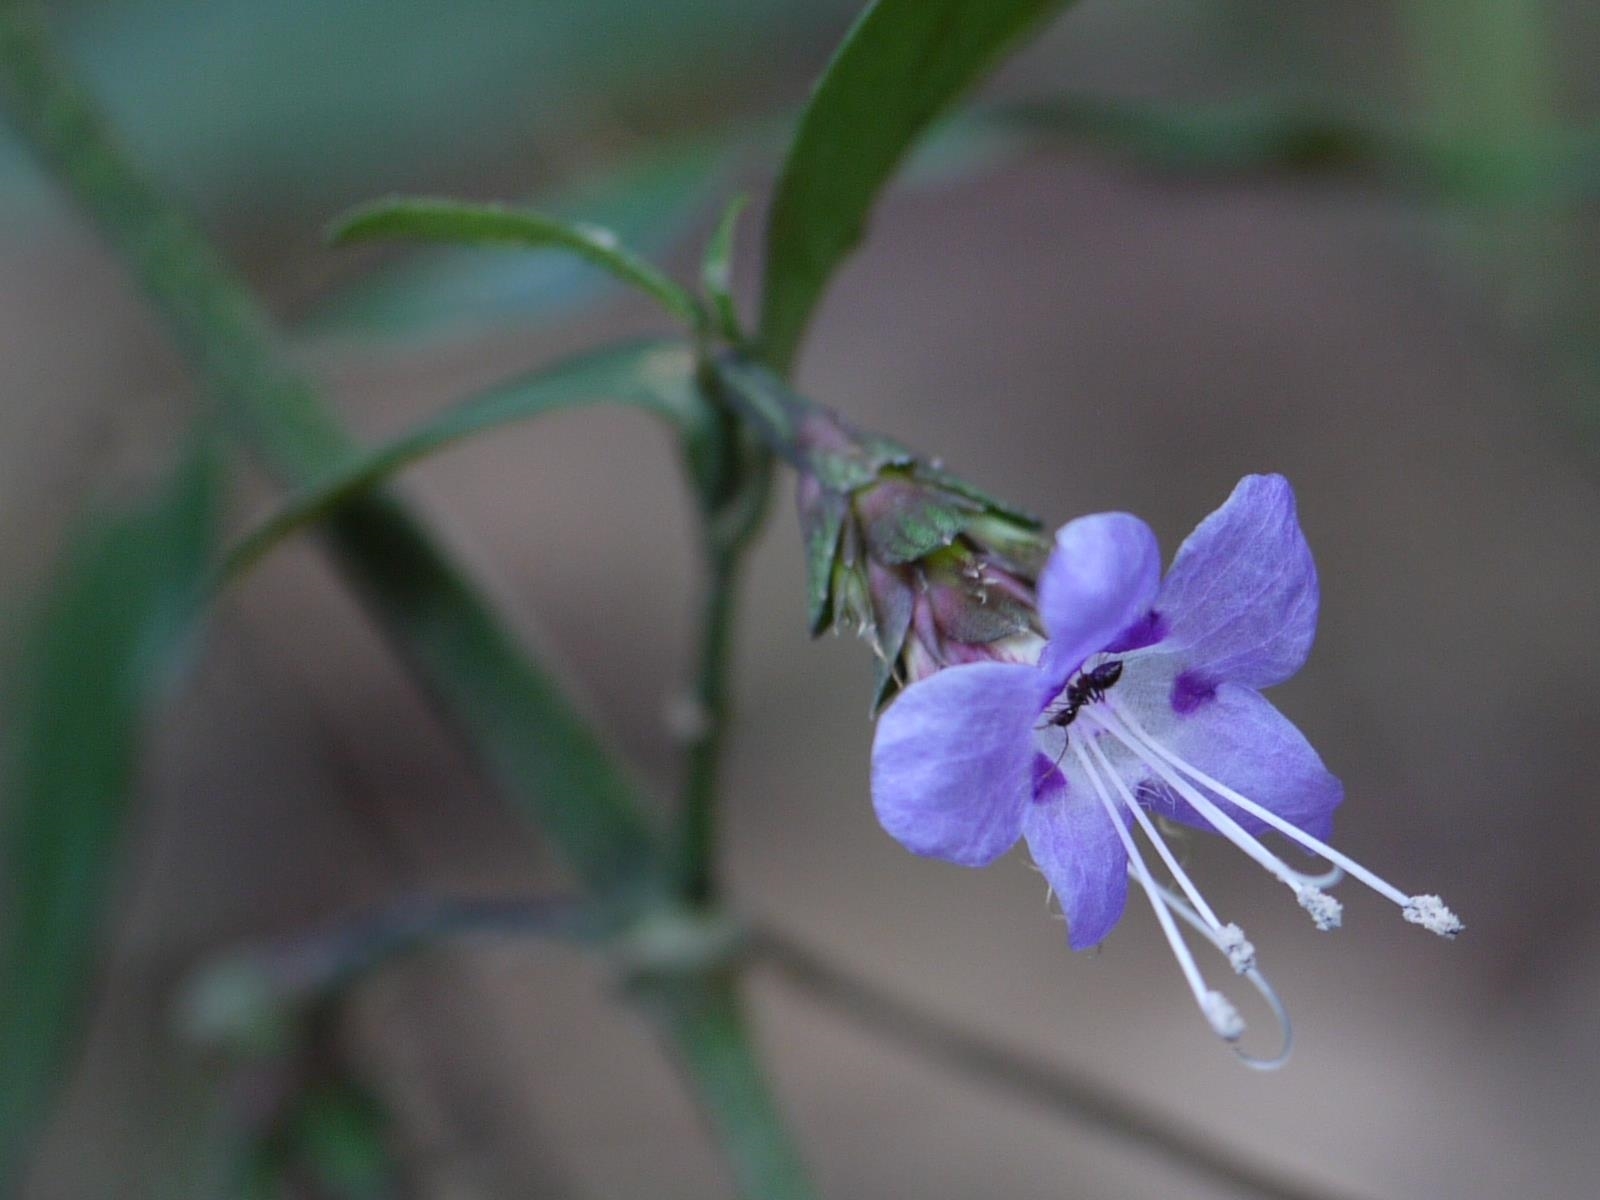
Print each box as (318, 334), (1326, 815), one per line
(1048, 730), (1071, 774)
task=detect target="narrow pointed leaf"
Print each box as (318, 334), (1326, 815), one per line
(329, 198), (703, 327)
(759, 0), (1072, 370)
(0, 445), (220, 1194)
(701, 193), (749, 344)
(305, 137), (732, 343)
(223, 340), (701, 581)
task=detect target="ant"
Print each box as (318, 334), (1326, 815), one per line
(1040, 659), (1124, 766)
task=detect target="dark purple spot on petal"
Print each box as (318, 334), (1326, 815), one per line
(1031, 753), (1068, 803)
(1106, 609), (1166, 654)
(1170, 671), (1216, 715)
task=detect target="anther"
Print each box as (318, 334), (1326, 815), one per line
(1202, 991), (1246, 1041)
(1403, 894), (1463, 938)
(1295, 885), (1343, 931)
(1218, 923), (1256, 974)
(1159, 881), (1293, 1069)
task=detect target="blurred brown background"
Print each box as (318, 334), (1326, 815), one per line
(3, 1), (1598, 1197)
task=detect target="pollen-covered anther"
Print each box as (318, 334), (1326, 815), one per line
(1202, 990), (1246, 1041)
(1295, 885), (1343, 931)
(1403, 894), (1463, 938)
(1218, 923), (1256, 974)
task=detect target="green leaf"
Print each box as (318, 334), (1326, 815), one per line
(222, 340), (701, 582)
(0, 444), (220, 1194)
(328, 198), (704, 328)
(758, 0), (1072, 371)
(701, 193), (750, 344)
(278, 1081), (398, 1200)
(304, 135), (734, 343)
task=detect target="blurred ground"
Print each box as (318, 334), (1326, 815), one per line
(3, 3), (1600, 1199)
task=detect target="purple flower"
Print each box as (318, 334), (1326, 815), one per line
(871, 475), (1460, 1063)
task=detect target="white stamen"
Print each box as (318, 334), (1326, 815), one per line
(1217, 923), (1257, 974)
(1113, 701), (1407, 904)
(1290, 863), (1346, 889)
(1295, 884), (1344, 931)
(1157, 879), (1294, 1071)
(1201, 991), (1246, 1041)
(1083, 737), (1255, 972)
(1098, 703), (1461, 938)
(1403, 894), (1464, 938)
(1073, 742), (1243, 1043)
(1083, 708), (1322, 913)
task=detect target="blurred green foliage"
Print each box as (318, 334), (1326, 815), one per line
(0, 444), (219, 1196)
(238, 1076), (399, 1200)
(4, 0), (855, 219)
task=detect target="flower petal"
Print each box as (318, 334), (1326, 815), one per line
(1038, 513), (1162, 685)
(1152, 474), (1318, 690)
(1136, 683), (1342, 843)
(871, 661), (1046, 866)
(1023, 756), (1130, 950)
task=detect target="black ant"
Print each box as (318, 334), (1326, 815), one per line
(1039, 659), (1124, 766)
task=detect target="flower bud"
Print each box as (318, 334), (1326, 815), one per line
(711, 354), (1049, 705)
(794, 408), (1048, 707)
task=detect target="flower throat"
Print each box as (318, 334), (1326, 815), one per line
(1045, 659), (1124, 733)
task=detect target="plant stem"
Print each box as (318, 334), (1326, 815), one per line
(675, 366), (775, 907)
(638, 971), (816, 1200)
(677, 549), (743, 906)
(188, 895), (601, 1037)
(0, 0), (661, 902)
(756, 925), (1372, 1200)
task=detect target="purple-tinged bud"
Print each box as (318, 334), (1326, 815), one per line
(793, 413), (1047, 707)
(713, 354), (1048, 705)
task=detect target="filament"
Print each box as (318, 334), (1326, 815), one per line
(1073, 741), (1244, 1042)
(1154, 878), (1293, 1071)
(1104, 701), (1461, 938)
(1081, 707), (1343, 929)
(1083, 736), (1254, 973)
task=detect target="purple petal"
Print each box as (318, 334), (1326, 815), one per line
(1152, 474), (1318, 691)
(1137, 683), (1342, 843)
(1038, 513), (1162, 686)
(1023, 757), (1130, 950)
(871, 662), (1047, 866)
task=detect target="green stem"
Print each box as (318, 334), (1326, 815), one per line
(677, 550), (742, 906)
(676, 370), (775, 907)
(0, 0), (661, 901)
(639, 971), (816, 1200)
(711, 355), (808, 466)
(191, 895), (602, 1036)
